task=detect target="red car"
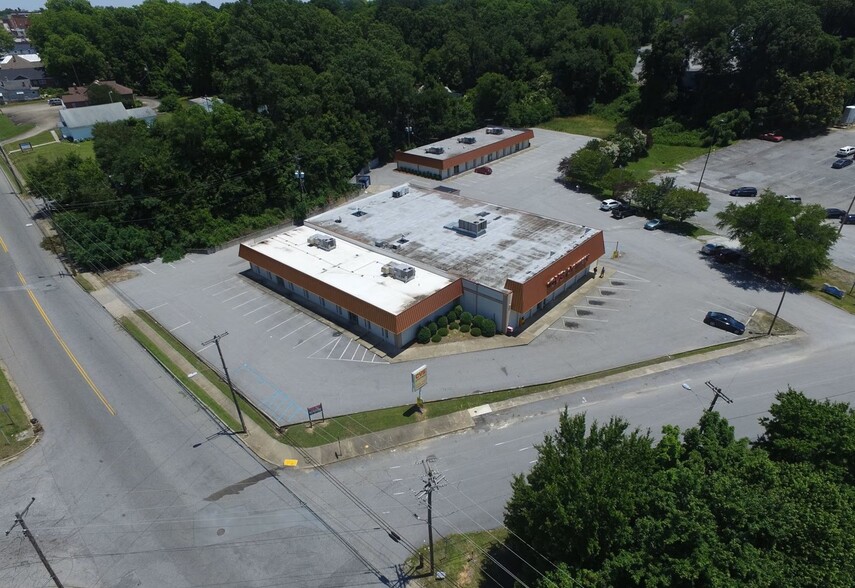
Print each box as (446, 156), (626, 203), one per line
(474, 166), (492, 175)
(759, 132), (784, 142)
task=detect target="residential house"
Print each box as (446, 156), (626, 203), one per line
(59, 102), (156, 142)
(61, 80), (135, 109)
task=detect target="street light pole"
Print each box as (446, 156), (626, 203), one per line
(201, 332), (246, 434)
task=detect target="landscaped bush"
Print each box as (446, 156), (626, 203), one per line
(482, 319), (496, 337)
(454, 305), (463, 315)
(460, 324), (471, 333)
(428, 321), (438, 334)
(417, 327), (431, 344)
(431, 333), (442, 343)
(437, 316), (448, 328)
(472, 315), (484, 329)
(470, 327), (481, 337)
(460, 312), (473, 325)
(438, 327), (448, 337)
(449, 322), (459, 330)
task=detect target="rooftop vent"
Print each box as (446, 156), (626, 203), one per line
(352, 209), (367, 217)
(425, 146), (445, 155)
(307, 233), (336, 251)
(457, 136), (476, 144)
(458, 216), (487, 237)
(485, 127), (504, 135)
(374, 240), (387, 248)
(382, 261), (416, 282)
(392, 186), (410, 198)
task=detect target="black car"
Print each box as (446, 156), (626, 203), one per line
(826, 208), (846, 219)
(704, 311), (745, 335)
(729, 187), (758, 197)
(844, 214), (855, 225)
(611, 204), (636, 219)
(832, 158), (853, 169)
(700, 243), (726, 256)
(714, 248), (742, 263)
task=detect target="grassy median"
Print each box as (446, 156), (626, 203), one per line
(0, 362), (34, 460)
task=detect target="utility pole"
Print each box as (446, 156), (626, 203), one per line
(201, 332), (246, 434)
(697, 119), (724, 192)
(5, 498), (64, 588)
(705, 381), (732, 412)
(838, 193), (855, 235)
(767, 282), (788, 336)
(415, 455), (447, 576)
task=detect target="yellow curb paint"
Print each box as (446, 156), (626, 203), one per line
(0, 234), (8, 253)
(17, 272), (115, 415)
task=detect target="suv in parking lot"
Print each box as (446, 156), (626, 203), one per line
(611, 203), (636, 219)
(599, 199), (621, 211)
(836, 146), (855, 157)
(729, 187), (757, 197)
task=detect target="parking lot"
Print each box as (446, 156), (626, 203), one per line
(667, 129), (855, 271)
(116, 129), (816, 423)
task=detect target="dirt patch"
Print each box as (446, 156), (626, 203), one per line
(747, 308), (797, 336)
(100, 268), (140, 284)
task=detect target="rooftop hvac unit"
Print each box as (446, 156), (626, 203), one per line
(382, 261), (416, 282)
(457, 136), (476, 144)
(374, 240), (387, 248)
(485, 127), (504, 135)
(308, 233), (336, 251)
(392, 186), (410, 198)
(425, 146), (445, 155)
(458, 216), (487, 237)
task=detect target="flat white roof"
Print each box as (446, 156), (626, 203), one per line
(245, 226), (454, 315)
(308, 184), (599, 290)
(400, 127), (529, 162)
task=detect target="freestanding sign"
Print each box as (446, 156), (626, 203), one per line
(411, 365), (427, 393)
(307, 403), (324, 427)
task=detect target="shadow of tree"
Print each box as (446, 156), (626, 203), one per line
(702, 257), (793, 293)
(478, 542), (528, 588)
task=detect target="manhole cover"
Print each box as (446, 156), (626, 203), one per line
(217, 528), (225, 536)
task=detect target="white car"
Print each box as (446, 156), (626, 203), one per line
(836, 146), (855, 157)
(599, 199), (621, 211)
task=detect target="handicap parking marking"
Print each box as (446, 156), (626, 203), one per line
(338, 338), (353, 359)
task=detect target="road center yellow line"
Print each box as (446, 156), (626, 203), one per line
(17, 272), (115, 415)
(0, 234), (8, 253)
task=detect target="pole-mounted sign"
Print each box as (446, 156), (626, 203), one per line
(307, 403), (324, 427)
(412, 365), (428, 410)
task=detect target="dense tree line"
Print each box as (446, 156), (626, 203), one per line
(23, 0), (855, 267)
(503, 390), (855, 587)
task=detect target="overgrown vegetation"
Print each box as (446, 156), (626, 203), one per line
(0, 363), (33, 460)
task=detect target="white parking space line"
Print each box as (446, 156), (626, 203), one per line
(232, 296), (261, 309)
(338, 339), (353, 359)
(292, 327), (329, 349)
(243, 302), (273, 317)
(573, 305), (620, 312)
(169, 321), (190, 332)
(598, 286), (639, 291)
(141, 264), (156, 275)
(210, 284), (241, 297)
(203, 276), (238, 291)
(146, 302), (168, 312)
(570, 316), (609, 322)
(359, 347), (368, 361)
(613, 270), (650, 282)
(349, 344), (361, 361)
(223, 290), (251, 303)
(266, 314), (301, 332)
(322, 338), (339, 359)
(168, 263), (177, 269)
(689, 317), (704, 324)
(588, 294), (630, 302)
(280, 320), (314, 340)
(703, 301), (750, 318)
(255, 308), (285, 324)
(547, 327), (596, 334)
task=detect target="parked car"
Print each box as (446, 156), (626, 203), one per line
(611, 204), (636, 219)
(832, 158), (853, 169)
(47, 97), (63, 106)
(704, 311), (746, 335)
(826, 208), (846, 219)
(643, 218), (662, 230)
(821, 283), (845, 299)
(599, 198), (621, 211)
(836, 146), (855, 157)
(474, 166), (492, 175)
(729, 186), (758, 197)
(700, 243), (726, 256)
(844, 214), (855, 225)
(782, 195), (802, 203)
(759, 132), (783, 142)
(714, 248), (742, 263)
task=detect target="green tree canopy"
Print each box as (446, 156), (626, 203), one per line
(558, 148), (613, 186)
(660, 186), (710, 221)
(716, 191), (839, 280)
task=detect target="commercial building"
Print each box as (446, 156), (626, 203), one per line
(59, 103), (156, 141)
(240, 183), (604, 352)
(394, 126), (533, 180)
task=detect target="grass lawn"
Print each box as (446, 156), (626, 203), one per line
(626, 143), (708, 179)
(406, 529), (509, 587)
(10, 139), (94, 177)
(0, 362), (33, 460)
(0, 113), (35, 142)
(805, 266), (855, 314)
(539, 115), (616, 139)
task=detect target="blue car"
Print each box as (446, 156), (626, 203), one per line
(644, 218), (662, 230)
(704, 311), (745, 335)
(832, 158), (853, 169)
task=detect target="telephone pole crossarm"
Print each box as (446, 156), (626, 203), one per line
(705, 380), (733, 412)
(415, 455), (447, 576)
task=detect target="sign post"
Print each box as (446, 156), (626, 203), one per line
(307, 403), (324, 427)
(411, 365), (428, 412)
